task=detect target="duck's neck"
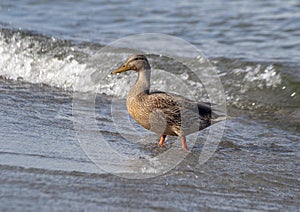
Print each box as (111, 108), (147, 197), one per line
(127, 68), (151, 107)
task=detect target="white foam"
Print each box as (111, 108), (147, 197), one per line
(0, 32), (210, 100)
(2, 31), (282, 103)
(230, 64), (282, 93)
(0, 32), (88, 91)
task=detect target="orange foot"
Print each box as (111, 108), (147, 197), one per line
(158, 135), (166, 147)
(181, 136), (188, 150)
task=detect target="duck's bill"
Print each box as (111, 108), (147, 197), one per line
(111, 65), (130, 74)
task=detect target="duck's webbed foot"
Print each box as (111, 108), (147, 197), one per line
(158, 135), (167, 147)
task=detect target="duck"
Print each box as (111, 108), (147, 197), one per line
(111, 54), (218, 150)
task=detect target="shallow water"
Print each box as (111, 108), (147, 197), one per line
(1, 80), (299, 211)
(0, 0), (300, 211)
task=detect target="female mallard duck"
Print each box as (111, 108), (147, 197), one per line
(112, 54), (214, 150)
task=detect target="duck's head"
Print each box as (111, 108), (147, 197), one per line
(111, 54), (150, 74)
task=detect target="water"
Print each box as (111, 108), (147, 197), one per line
(0, 0), (299, 211)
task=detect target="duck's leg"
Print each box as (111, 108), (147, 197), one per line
(181, 136), (188, 150)
(158, 135), (166, 147)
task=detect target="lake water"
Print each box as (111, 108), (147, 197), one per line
(0, 0), (299, 211)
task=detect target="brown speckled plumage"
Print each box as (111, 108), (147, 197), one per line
(112, 54), (214, 150)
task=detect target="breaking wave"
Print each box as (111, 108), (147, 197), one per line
(0, 28), (298, 115)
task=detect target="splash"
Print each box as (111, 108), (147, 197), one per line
(0, 30), (89, 91)
(231, 64), (282, 93)
(1, 29), (297, 114)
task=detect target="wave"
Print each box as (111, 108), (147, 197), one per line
(0, 28), (299, 116)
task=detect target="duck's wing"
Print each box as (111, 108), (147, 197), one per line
(151, 91), (210, 111)
(145, 91), (226, 133)
(146, 91), (181, 119)
(147, 91), (212, 120)
(146, 91), (215, 134)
